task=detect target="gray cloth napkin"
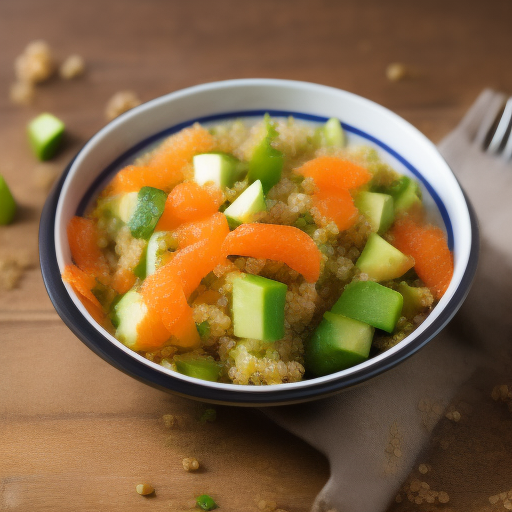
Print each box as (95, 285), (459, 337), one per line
(265, 90), (512, 512)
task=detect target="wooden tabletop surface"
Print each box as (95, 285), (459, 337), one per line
(1, 1), (512, 511)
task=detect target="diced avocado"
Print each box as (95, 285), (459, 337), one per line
(356, 233), (414, 281)
(196, 494), (218, 511)
(0, 175), (16, 225)
(127, 186), (167, 239)
(247, 115), (284, 194)
(133, 243), (148, 280)
(397, 281), (432, 319)
(232, 274), (287, 342)
(393, 176), (422, 213)
(27, 113), (65, 161)
(324, 117), (345, 147)
(305, 311), (374, 377)
(223, 180), (266, 227)
(196, 321), (211, 339)
(174, 353), (221, 382)
(115, 290), (168, 350)
(114, 191), (138, 223)
(331, 280), (403, 333)
(146, 231), (177, 276)
(355, 191), (394, 234)
(193, 152), (245, 189)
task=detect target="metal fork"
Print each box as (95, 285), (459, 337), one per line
(457, 89), (512, 160)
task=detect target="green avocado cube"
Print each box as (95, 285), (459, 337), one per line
(145, 230), (177, 276)
(323, 117), (345, 147)
(223, 179), (266, 227)
(247, 115), (284, 194)
(27, 113), (65, 161)
(331, 280), (403, 333)
(127, 186), (167, 239)
(305, 311), (374, 377)
(397, 281), (431, 319)
(393, 176), (422, 213)
(193, 152), (245, 189)
(232, 274), (287, 342)
(0, 175), (16, 225)
(355, 191), (394, 234)
(196, 494), (218, 511)
(356, 232), (414, 281)
(174, 353), (221, 382)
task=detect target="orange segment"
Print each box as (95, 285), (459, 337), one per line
(107, 124), (215, 195)
(67, 217), (110, 284)
(174, 212), (229, 248)
(390, 217), (454, 299)
(222, 223), (322, 283)
(168, 308), (201, 348)
(295, 156), (372, 191)
(313, 188), (358, 231)
(156, 182), (223, 231)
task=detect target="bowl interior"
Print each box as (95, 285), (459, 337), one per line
(49, 79), (475, 402)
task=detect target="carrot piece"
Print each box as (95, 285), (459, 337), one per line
(107, 124), (215, 195)
(295, 156), (372, 191)
(111, 267), (137, 294)
(312, 188), (358, 231)
(67, 216), (110, 284)
(390, 217), (454, 299)
(62, 264), (101, 308)
(156, 182), (223, 231)
(139, 268), (200, 348)
(222, 224), (322, 283)
(168, 236), (227, 298)
(135, 305), (173, 351)
(174, 212), (229, 248)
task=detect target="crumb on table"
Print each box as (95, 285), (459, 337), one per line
(135, 483), (154, 496)
(15, 40), (55, 84)
(105, 90), (141, 121)
(59, 54), (85, 79)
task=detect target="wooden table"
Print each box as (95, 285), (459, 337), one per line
(1, 1), (511, 510)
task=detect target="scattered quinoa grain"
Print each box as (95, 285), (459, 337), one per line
(105, 90), (141, 121)
(504, 500), (512, 510)
(438, 491), (450, 503)
(15, 40), (55, 84)
(135, 483), (154, 496)
(386, 62), (408, 82)
(59, 54), (85, 79)
(182, 457), (200, 472)
(162, 414), (177, 428)
(418, 463), (429, 474)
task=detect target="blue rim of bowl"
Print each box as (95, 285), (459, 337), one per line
(39, 110), (479, 406)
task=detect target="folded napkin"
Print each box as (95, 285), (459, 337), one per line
(266, 90), (512, 512)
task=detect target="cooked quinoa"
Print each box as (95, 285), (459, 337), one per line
(65, 115), (447, 385)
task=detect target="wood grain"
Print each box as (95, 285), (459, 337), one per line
(1, 1), (511, 510)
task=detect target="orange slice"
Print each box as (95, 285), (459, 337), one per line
(313, 187), (358, 231)
(222, 223), (322, 283)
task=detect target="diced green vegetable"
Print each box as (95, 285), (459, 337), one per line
(232, 274), (287, 342)
(223, 179), (266, 227)
(27, 113), (65, 161)
(146, 231), (177, 276)
(355, 191), (394, 234)
(114, 290), (153, 349)
(0, 175), (16, 225)
(133, 243), (148, 280)
(114, 192), (138, 223)
(305, 311), (374, 376)
(247, 115), (284, 194)
(356, 233), (414, 281)
(127, 186), (167, 239)
(196, 321), (211, 339)
(324, 117), (345, 146)
(196, 494), (218, 511)
(373, 175), (421, 214)
(193, 152), (245, 188)
(174, 353), (221, 382)
(331, 280), (403, 333)
(397, 281), (431, 319)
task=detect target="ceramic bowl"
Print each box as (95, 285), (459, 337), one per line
(39, 79), (479, 406)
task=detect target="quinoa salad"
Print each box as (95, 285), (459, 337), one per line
(62, 115), (454, 385)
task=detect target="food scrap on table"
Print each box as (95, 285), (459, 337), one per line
(0, 252), (35, 290)
(105, 90), (142, 121)
(0, 175), (17, 225)
(135, 483), (155, 496)
(59, 54), (86, 79)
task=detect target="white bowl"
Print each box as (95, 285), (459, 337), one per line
(39, 79), (479, 405)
